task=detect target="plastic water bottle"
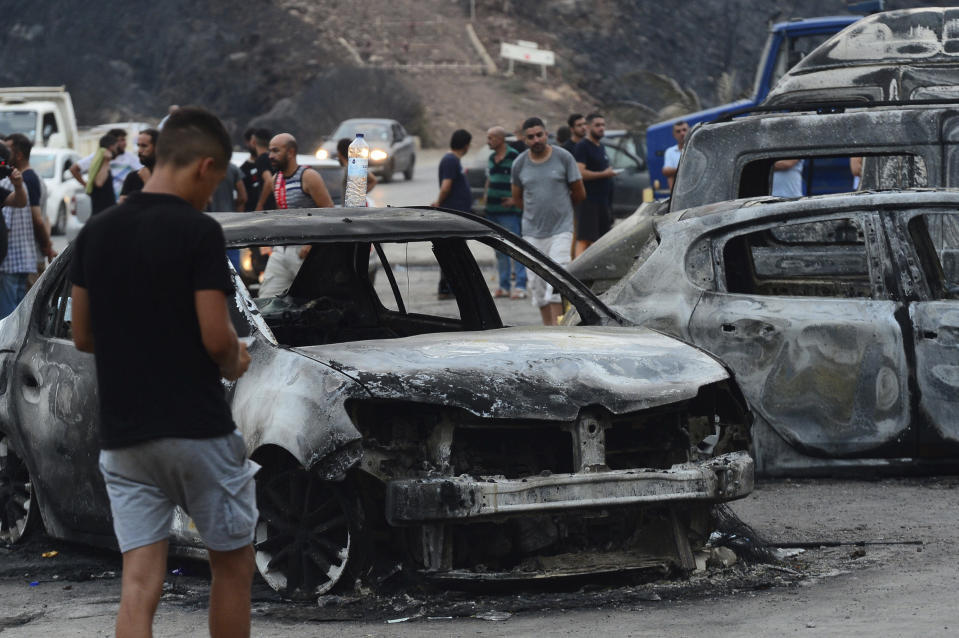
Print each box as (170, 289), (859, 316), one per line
(344, 134), (369, 207)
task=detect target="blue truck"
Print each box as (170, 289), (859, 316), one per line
(646, 13), (869, 199)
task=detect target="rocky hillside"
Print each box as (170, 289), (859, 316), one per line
(0, 0), (951, 150)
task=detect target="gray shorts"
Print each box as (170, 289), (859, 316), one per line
(99, 430), (260, 553)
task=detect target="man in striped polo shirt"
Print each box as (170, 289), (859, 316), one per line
(484, 126), (527, 299)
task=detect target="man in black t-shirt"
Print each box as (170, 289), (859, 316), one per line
(242, 128), (274, 211)
(572, 113), (616, 257)
(119, 128), (158, 202)
(70, 107), (255, 638)
(431, 129), (472, 299)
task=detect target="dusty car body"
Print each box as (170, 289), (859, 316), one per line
(569, 102), (959, 293)
(765, 7), (959, 106)
(0, 206), (752, 596)
(584, 190), (959, 476)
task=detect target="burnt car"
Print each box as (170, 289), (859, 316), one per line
(570, 190), (959, 476)
(315, 118), (415, 183)
(569, 102), (959, 293)
(765, 7), (959, 106)
(0, 206), (752, 595)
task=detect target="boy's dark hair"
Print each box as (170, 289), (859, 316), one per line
(99, 133), (118, 149)
(155, 106), (232, 169)
(6, 133), (32, 160)
(107, 128), (127, 139)
(556, 125), (571, 144)
(139, 128), (159, 146)
(586, 113), (604, 123)
(567, 113), (584, 128)
(243, 127), (255, 141)
(522, 117), (545, 132)
(0, 141), (10, 163)
(336, 137), (352, 158)
(450, 129), (472, 151)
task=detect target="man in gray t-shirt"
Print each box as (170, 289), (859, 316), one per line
(511, 117), (586, 325)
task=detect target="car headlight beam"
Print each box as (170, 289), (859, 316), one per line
(370, 149), (388, 161)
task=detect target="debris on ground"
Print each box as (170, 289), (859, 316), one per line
(475, 611), (512, 621)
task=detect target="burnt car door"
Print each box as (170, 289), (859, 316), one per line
(688, 212), (913, 459)
(11, 254), (110, 535)
(900, 209), (959, 457)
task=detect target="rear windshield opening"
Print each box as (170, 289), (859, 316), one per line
(738, 153), (927, 200)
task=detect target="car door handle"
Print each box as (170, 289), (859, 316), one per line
(18, 367), (41, 404)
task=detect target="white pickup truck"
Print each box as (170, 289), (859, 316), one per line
(0, 86), (78, 150)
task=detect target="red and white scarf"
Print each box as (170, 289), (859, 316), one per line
(273, 169), (288, 209)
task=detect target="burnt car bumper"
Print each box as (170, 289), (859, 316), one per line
(385, 451), (753, 525)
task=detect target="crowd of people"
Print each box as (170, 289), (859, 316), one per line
(0, 106), (623, 327)
(431, 112), (619, 324)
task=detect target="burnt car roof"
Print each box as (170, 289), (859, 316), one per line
(210, 206), (494, 246)
(674, 188), (959, 226)
(765, 8), (959, 105)
(671, 102), (959, 213)
(792, 8), (959, 72)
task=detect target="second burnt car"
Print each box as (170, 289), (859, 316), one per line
(0, 206), (752, 597)
(569, 101), (959, 293)
(577, 190), (959, 476)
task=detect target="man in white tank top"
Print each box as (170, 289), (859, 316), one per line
(259, 133), (334, 297)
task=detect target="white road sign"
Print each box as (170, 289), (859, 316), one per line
(500, 42), (555, 66)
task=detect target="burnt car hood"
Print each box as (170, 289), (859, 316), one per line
(291, 326), (729, 420)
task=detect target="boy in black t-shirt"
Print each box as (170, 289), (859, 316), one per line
(70, 107), (254, 638)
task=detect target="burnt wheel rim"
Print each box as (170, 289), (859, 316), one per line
(254, 467), (351, 597)
(0, 436), (35, 544)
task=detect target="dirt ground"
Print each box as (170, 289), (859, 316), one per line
(1, 476), (956, 637)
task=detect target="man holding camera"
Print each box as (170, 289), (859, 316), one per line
(0, 135), (55, 317)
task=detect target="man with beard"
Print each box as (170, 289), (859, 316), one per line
(562, 113), (586, 155)
(572, 113), (616, 257)
(258, 132), (333, 298)
(119, 128), (158, 202)
(510, 117), (585, 326)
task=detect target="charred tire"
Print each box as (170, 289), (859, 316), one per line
(0, 434), (40, 544)
(53, 204), (67, 236)
(254, 465), (369, 598)
(403, 156), (415, 181)
(380, 160), (394, 183)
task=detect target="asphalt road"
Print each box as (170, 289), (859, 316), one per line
(1, 477), (956, 636)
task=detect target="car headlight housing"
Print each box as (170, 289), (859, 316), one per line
(315, 148), (329, 160)
(370, 149), (388, 162)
